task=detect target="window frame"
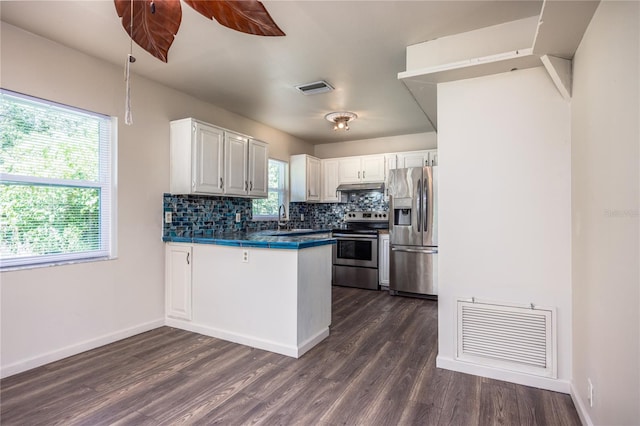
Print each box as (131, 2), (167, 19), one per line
(0, 89), (117, 270)
(252, 158), (288, 221)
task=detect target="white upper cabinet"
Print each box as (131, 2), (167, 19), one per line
(248, 139), (268, 197)
(338, 157), (362, 183)
(428, 149), (438, 166)
(170, 118), (268, 198)
(224, 132), (249, 196)
(321, 158), (341, 203)
(171, 119), (224, 195)
(338, 155), (386, 184)
(361, 155), (386, 182)
(290, 154), (321, 202)
(400, 151), (429, 168)
(389, 150), (438, 169)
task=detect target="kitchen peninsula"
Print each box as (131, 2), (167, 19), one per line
(163, 230), (334, 358)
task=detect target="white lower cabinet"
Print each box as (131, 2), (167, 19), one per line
(164, 243), (332, 358)
(166, 244), (193, 321)
(379, 233), (390, 287)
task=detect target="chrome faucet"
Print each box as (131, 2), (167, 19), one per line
(278, 204), (289, 230)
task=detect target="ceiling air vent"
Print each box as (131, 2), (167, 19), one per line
(295, 80), (334, 95)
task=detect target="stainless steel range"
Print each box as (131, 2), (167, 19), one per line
(332, 211), (389, 290)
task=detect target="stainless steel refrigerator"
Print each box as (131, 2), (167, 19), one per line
(388, 166), (438, 297)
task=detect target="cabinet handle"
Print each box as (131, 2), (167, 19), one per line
(186, 252), (190, 265)
(219, 177), (223, 189)
(358, 171), (361, 179)
(250, 181), (253, 191)
(245, 181), (248, 191)
(308, 189), (311, 197)
(363, 171), (366, 179)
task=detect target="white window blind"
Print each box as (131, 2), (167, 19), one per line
(252, 159), (287, 219)
(0, 89), (116, 269)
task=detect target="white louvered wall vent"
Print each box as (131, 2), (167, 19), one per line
(456, 299), (557, 378)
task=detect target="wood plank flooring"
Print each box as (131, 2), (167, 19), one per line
(0, 286), (581, 425)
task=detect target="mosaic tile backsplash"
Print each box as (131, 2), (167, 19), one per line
(163, 192), (388, 238)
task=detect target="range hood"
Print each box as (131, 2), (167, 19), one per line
(336, 182), (385, 193)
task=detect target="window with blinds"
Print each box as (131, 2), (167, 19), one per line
(252, 159), (288, 219)
(0, 89), (116, 269)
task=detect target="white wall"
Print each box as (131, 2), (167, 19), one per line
(571, 1), (640, 424)
(0, 24), (313, 377)
(437, 67), (572, 391)
(313, 132), (436, 159)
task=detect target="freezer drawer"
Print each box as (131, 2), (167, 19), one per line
(389, 246), (438, 296)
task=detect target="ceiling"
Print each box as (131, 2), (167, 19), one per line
(0, 0), (542, 144)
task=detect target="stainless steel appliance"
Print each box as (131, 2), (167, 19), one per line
(332, 211), (389, 290)
(389, 167), (438, 297)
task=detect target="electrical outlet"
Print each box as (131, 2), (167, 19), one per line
(300, 213), (304, 221)
(164, 212), (172, 224)
(242, 250), (249, 263)
(588, 378), (594, 407)
(235, 212), (241, 223)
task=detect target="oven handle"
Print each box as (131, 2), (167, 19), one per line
(333, 234), (378, 239)
(391, 247), (438, 254)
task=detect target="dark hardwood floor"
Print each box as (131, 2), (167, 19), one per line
(0, 286), (581, 425)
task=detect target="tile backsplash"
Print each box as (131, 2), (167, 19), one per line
(163, 192), (388, 238)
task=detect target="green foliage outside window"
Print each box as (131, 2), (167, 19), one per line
(252, 160), (286, 218)
(0, 91), (108, 263)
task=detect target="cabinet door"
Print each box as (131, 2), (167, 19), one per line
(193, 123), (224, 194)
(248, 139), (268, 198)
(338, 157), (362, 183)
(428, 149), (438, 166)
(166, 244), (193, 320)
(361, 155), (386, 182)
(307, 156), (321, 201)
(386, 154), (397, 171)
(224, 132), (249, 196)
(321, 159), (340, 202)
(379, 234), (390, 286)
(401, 152), (429, 168)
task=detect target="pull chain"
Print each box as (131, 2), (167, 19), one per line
(124, 0), (136, 125)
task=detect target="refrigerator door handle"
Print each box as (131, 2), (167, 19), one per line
(391, 247), (438, 254)
(424, 175), (429, 233)
(417, 178), (422, 233)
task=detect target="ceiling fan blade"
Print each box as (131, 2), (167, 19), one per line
(114, 0), (182, 62)
(184, 0), (285, 37)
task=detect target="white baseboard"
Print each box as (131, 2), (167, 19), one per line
(297, 328), (330, 357)
(570, 381), (594, 426)
(165, 318), (329, 358)
(436, 355), (571, 393)
(1, 319), (165, 379)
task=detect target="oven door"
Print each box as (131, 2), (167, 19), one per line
(332, 234), (378, 268)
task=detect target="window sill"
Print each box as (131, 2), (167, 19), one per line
(252, 216), (279, 222)
(0, 256), (117, 273)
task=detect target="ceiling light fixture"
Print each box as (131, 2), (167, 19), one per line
(325, 111), (358, 131)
